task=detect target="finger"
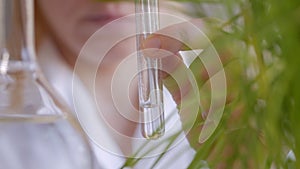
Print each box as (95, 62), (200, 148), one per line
(162, 53), (193, 105)
(142, 18), (221, 58)
(160, 51), (182, 78)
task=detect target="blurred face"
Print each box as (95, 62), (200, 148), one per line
(37, 0), (135, 65)
(36, 0), (188, 67)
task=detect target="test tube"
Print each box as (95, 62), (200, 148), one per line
(135, 0), (165, 139)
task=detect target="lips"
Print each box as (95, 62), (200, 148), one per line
(82, 14), (124, 28)
(80, 2), (135, 28)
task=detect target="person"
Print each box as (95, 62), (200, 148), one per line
(35, 0), (224, 168)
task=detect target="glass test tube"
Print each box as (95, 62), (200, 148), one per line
(135, 0), (165, 139)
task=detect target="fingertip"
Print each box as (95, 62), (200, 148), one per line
(142, 36), (161, 49)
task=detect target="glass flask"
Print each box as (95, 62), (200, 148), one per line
(0, 0), (97, 168)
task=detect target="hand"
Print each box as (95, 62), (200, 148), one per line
(142, 17), (239, 148)
(142, 17), (222, 101)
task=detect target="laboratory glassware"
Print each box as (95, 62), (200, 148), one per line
(0, 0), (97, 168)
(135, 0), (165, 139)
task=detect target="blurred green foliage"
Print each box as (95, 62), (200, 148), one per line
(182, 0), (300, 168)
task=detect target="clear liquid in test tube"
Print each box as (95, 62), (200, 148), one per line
(135, 0), (165, 139)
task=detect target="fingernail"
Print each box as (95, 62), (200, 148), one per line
(143, 36), (161, 49)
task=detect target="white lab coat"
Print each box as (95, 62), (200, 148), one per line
(38, 39), (196, 169)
